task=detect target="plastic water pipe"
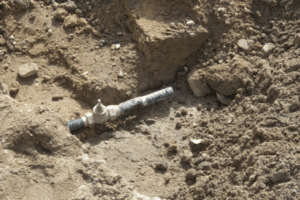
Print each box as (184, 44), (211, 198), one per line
(67, 86), (174, 132)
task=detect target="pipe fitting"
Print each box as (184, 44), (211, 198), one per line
(67, 86), (174, 132)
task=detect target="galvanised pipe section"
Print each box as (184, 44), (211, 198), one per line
(67, 86), (174, 132)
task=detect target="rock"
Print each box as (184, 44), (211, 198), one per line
(167, 141), (177, 152)
(181, 150), (193, 163)
(216, 92), (232, 105)
(294, 34), (300, 45)
(262, 43), (275, 54)
(63, 14), (78, 28)
(197, 161), (212, 171)
(0, 82), (9, 95)
(156, 162), (168, 170)
(52, 0), (59, 9)
(62, 1), (77, 11)
(180, 107), (188, 115)
(186, 169), (197, 180)
(0, 37), (6, 46)
(269, 169), (290, 183)
(53, 8), (68, 21)
(18, 63), (39, 78)
(187, 70), (211, 97)
(189, 139), (211, 151)
(186, 20), (195, 26)
(175, 122), (182, 129)
(41, 75), (51, 81)
(237, 39), (250, 51)
(52, 94), (64, 101)
(77, 17), (88, 26)
(10, 81), (20, 94)
(262, 0), (277, 6)
(195, 157), (204, 165)
(63, 15), (87, 28)
(139, 125), (152, 135)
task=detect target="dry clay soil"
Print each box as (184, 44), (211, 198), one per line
(1, 0), (300, 199)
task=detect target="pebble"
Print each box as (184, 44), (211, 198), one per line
(52, 94), (64, 101)
(237, 39), (250, 51)
(41, 75), (51, 81)
(18, 63), (39, 78)
(167, 141), (177, 152)
(115, 43), (121, 50)
(181, 150), (193, 163)
(175, 122), (182, 129)
(0, 82), (9, 95)
(62, 1), (77, 11)
(262, 43), (275, 54)
(180, 107), (188, 115)
(186, 20), (195, 26)
(186, 169), (197, 180)
(53, 8), (68, 21)
(156, 162), (168, 170)
(216, 92), (232, 105)
(10, 81), (20, 94)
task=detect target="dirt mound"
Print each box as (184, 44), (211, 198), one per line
(1, 0), (300, 199)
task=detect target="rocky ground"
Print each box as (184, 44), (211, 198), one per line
(1, 0), (300, 199)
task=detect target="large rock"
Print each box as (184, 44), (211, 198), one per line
(188, 69), (211, 97)
(124, 0), (209, 89)
(18, 63), (39, 78)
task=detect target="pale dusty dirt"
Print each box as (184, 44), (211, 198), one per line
(1, 0), (300, 200)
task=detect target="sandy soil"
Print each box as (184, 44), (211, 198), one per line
(1, 0), (300, 199)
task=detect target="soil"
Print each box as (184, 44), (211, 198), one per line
(1, 0), (300, 199)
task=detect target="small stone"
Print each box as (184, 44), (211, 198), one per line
(41, 75), (51, 81)
(170, 22), (177, 29)
(139, 126), (152, 135)
(262, 43), (275, 54)
(175, 122), (182, 129)
(186, 20), (195, 26)
(167, 141), (177, 152)
(237, 39), (250, 51)
(180, 107), (188, 115)
(47, 29), (53, 35)
(195, 156), (204, 165)
(186, 169), (197, 180)
(62, 1), (77, 11)
(111, 44), (116, 50)
(156, 162), (168, 170)
(10, 81), (20, 94)
(0, 82), (9, 95)
(115, 44), (121, 50)
(187, 70), (211, 97)
(52, 94), (64, 101)
(18, 63), (39, 78)
(181, 150), (193, 163)
(0, 37), (6, 46)
(294, 34), (300, 45)
(54, 8), (68, 21)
